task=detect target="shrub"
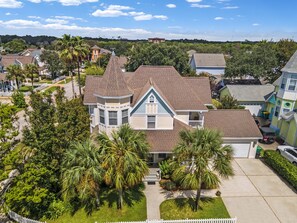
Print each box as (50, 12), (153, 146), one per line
(215, 190), (221, 197)
(159, 159), (174, 179)
(263, 150), (297, 190)
(159, 179), (177, 191)
(12, 91), (27, 108)
(43, 200), (71, 220)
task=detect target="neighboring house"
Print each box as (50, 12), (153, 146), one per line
(0, 55), (35, 73)
(0, 73), (13, 92)
(190, 53), (226, 76)
(219, 84), (275, 116)
(84, 55), (262, 162)
(148, 38), (165, 44)
(91, 45), (111, 62)
(20, 48), (44, 67)
(271, 51), (297, 146)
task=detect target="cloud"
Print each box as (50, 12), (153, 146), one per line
(133, 14), (168, 21)
(45, 18), (69, 24)
(191, 4), (211, 8)
(168, 26), (182, 29)
(92, 5), (132, 17)
(5, 12), (11, 15)
(0, 0), (22, 8)
(166, 4), (176, 8)
(222, 6), (239, 9)
(214, 17), (224, 20)
(92, 4), (168, 21)
(186, 0), (202, 2)
(0, 19), (152, 39)
(54, 16), (86, 21)
(28, 15), (41, 19)
(252, 23), (260, 26)
(27, 0), (98, 6)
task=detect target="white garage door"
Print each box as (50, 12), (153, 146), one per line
(243, 105), (263, 116)
(224, 143), (250, 158)
(231, 143), (250, 158)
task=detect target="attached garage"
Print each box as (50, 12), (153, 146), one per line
(204, 110), (263, 159)
(224, 143), (251, 158)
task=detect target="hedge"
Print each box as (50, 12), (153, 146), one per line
(263, 150), (297, 191)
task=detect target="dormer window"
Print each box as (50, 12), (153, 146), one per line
(149, 95), (155, 103)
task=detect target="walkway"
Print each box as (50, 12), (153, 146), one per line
(143, 181), (215, 220)
(144, 159), (297, 222)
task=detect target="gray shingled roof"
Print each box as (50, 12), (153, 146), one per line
(281, 50), (297, 73)
(224, 84), (275, 102)
(273, 76), (282, 86)
(192, 53), (226, 67)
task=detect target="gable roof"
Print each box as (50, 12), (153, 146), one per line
(281, 50), (297, 73)
(94, 56), (133, 98)
(273, 76), (282, 86)
(192, 53), (226, 68)
(84, 61), (211, 111)
(128, 65), (207, 111)
(183, 77), (212, 104)
(223, 84), (275, 102)
(0, 55), (34, 67)
(204, 110), (262, 138)
(91, 45), (100, 50)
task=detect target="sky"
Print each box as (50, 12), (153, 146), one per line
(0, 0), (297, 41)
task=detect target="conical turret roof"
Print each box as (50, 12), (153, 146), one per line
(95, 55), (133, 98)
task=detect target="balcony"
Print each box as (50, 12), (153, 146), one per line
(189, 120), (204, 128)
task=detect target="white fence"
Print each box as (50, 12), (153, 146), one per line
(7, 210), (45, 223)
(110, 218), (237, 223)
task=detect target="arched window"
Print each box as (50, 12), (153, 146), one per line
(149, 95), (155, 103)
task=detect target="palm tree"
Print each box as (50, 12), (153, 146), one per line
(6, 64), (24, 90)
(62, 140), (104, 214)
(24, 64), (39, 88)
(173, 128), (234, 211)
(72, 36), (89, 97)
(97, 124), (149, 209)
(56, 34), (76, 98)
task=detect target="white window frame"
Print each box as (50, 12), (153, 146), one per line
(122, 109), (129, 124)
(288, 79), (297, 91)
(281, 77), (287, 89)
(148, 94), (155, 103)
(147, 115), (156, 129)
(99, 109), (105, 124)
(108, 111), (118, 126)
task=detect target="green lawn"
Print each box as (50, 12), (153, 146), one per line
(47, 189), (147, 223)
(160, 198), (230, 220)
(19, 86), (35, 92)
(44, 86), (61, 94)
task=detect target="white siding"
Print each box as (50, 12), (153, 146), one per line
(196, 68), (225, 75)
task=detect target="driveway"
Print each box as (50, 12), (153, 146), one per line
(221, 159), (297, 223)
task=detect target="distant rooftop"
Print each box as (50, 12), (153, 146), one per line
(192, 53), (226, 68)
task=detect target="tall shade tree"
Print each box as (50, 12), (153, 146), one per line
(24, 64), (39, 88)
(72, 36), (89, 97)
(62, 140), (104, 214)
(6, 64), (24, 90)
(40, 50), (63, 79)
(97, 124), (149, 209)
(173, 128), (234, 211)
(56, 34), (76, 98)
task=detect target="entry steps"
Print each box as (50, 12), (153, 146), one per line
(143, 168), (160, 183)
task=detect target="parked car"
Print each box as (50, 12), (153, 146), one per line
(276, 146), (297, 166)
(258, 127), (276, 144)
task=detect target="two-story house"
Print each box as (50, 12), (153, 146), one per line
(84, 55), (262, 163)
(271, 51), (297, 146)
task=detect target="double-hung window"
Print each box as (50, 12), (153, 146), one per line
(99, 109), (105, 124)
(147, 116), (156, 129)
(288, 79), (297, 91)
(274, 106), (280, 117)
(281, 77), (287, 89)
(109, 111), (117, 126)
(122, 109), (129, 124)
